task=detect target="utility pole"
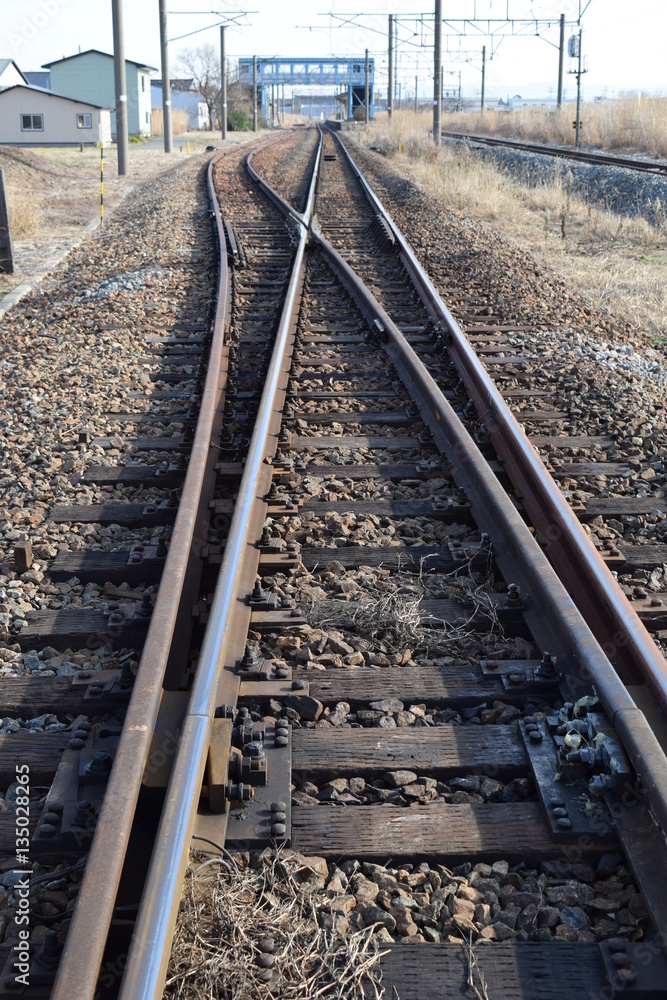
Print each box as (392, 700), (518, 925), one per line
(220, 26), (227, 141)
(481, 44), (486, 113)
(574, 27), (583, 147)
(364, 48), (370, 123)
(388, 14), (394, 118)
(158, 0), (172, 153)
(252, 55), (257, 131)
(557, 13), (565, 110)
(398, 81), (401, 110)
(433, 0), (441, 143)
(414, 74), (418, 115)
(111, 0), (129, 175)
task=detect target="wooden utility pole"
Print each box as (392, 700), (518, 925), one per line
(111, 0), (129, 175)
(364, 48), (370, 123)
(0, 170), (14, 274)
(252, 55), (258, 131)
(388, 15), (393, 117)
(433, 0), (442, 143)
(220, 26), (227, 140)
(557, 13), (565, 110)
(158, 0), (172, 152)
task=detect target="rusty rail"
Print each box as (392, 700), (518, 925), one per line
(50, 150), (235, 1000)
(309, 125), (667, 884)
(331, 129), (667, 717)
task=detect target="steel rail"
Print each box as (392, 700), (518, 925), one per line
(441, 130), (667, 176)
(51, 150), (234, 1000)
(330, 128), (667, 718)
(118, 132), (322, 1000)
(307, 211), (667, 922)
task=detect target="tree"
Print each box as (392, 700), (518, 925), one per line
(177, 44), (220, 131)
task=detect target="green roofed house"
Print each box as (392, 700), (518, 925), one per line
(42, 49), (155, 138)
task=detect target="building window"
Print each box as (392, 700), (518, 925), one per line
(145, 111), (149, 124)
(141, 75), (145, 92)
(77, 113), (92, 128)
(21, 113), (43, 131)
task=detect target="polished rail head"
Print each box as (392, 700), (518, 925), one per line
(118, 130), (322, 1000)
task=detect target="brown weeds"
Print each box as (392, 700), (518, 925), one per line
(164, 848), (387, 999)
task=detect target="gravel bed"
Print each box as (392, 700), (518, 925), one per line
(281, 850), (647, 946)
(0, 154), (218, 676)
(452, 141), (667, 228)
(251, 128), (320, 213)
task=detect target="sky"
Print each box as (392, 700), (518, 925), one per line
(2, 0), (666, 103)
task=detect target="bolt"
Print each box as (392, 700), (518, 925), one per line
(34, 930), (61, 971)
(275, 735), (288, 747)
(552, 807), (569, 818)
(271, 801), (287, 813)
(270, 823), (287, 837)
(528, 730), (543, 743)
(245, 741), (265, 759)
(257, 953), (275, 969)
(505, 583), (522, 606)
(292, 679), (306, 690)
(258, 938), (275, 953)
(556, 817), (572, 829)
(85, 751), (113, 776)
(77, 670), (91, 680)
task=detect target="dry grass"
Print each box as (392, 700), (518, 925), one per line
(307, 558), (503, 658)
(445, 97), (667, 159)
(4, 181), (43, 239)
(165, 848), (387, 1000)
(354, 111), (667, 344)
(151, 108), (191, 137)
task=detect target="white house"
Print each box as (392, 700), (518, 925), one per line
(151, 79), (210, 130)
(0, 85), (111, 146)
(0, 59), (28, 90)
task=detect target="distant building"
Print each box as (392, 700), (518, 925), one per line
(0, 59), (28, 90)
(24, 71), (51, 90)
(151, 79), (210, 130)
(42, 49), (155, 137)
(0, 85), (111, 146)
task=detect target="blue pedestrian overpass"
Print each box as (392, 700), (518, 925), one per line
(238, 57), (375, 120)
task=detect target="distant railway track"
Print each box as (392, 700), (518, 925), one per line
(442, 129), (667, 176)
(1, 125), (667, 999)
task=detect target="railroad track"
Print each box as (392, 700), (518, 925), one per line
(441, 130), (667, 176)
(1, 125), (667, 999)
